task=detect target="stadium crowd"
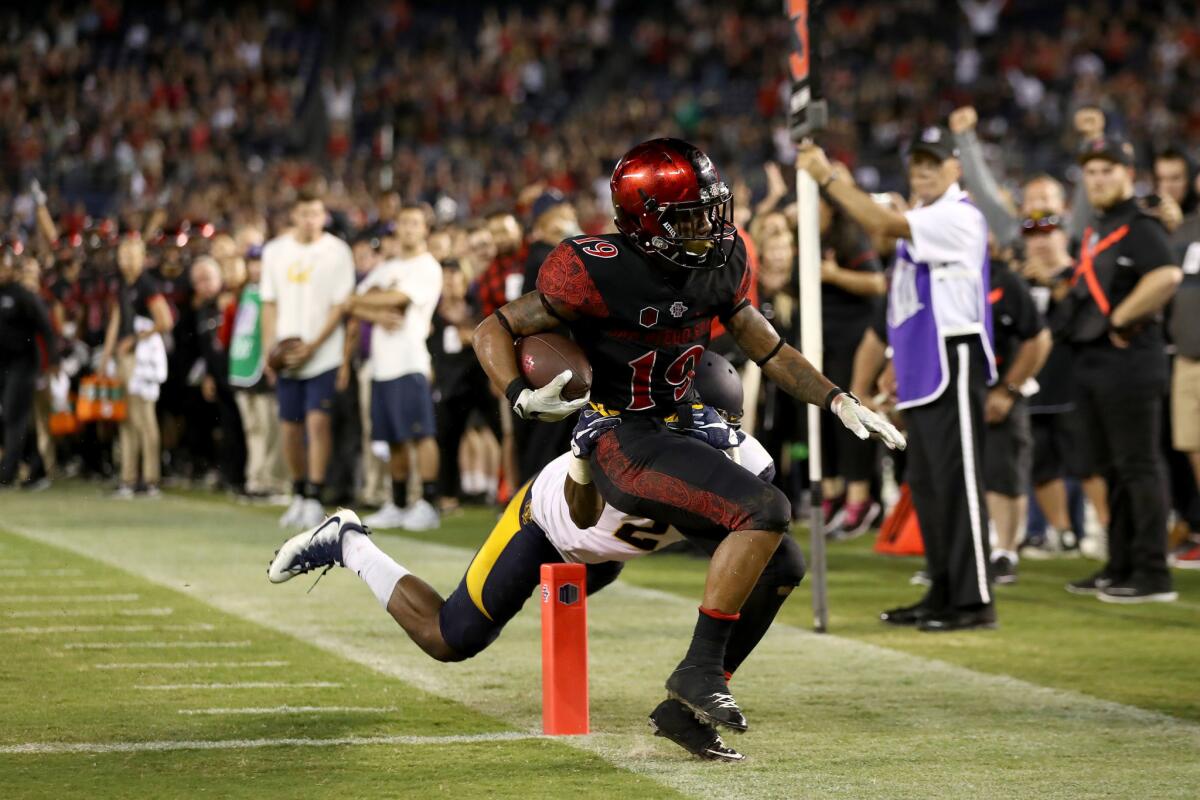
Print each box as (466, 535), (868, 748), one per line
(1, 0), (1199, 592)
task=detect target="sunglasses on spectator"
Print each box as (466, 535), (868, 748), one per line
(1020, 213), (1062, 235)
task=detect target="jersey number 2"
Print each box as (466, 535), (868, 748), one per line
(614, 520), (670, 551)
(626, 345), (705, 411)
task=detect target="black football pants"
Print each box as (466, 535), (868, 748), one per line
(903, 337), (993, 611)
(0, 357), (38, 486)
(1072, 344), (1171, 587)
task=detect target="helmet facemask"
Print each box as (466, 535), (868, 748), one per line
(642, 191), (738, 270)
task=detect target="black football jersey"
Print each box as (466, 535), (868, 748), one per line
(536, 233), (751, 412)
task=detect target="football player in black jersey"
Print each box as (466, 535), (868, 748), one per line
(475, 138), (906, 734)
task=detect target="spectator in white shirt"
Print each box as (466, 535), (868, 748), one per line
(260, 188), (355, 529)
(347, 206), (444, 531)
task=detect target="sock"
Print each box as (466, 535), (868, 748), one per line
(681, 607), (739, 669)
(462, 471), (481, 494)
(292, 479), (306, 498)
(723, 584), (791, 676)
(341, 529), (410, 608)
(392, 481), (406, 509)
(306, 481), (324, 501)
(422, 480), (439, 506)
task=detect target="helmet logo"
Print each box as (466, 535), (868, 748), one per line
(651, 236), (669, 250)
(669, 301), (688, 318)
(698, 181), (729, 202)
(639, 307), (660, 328)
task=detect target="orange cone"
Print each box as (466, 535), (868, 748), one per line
(875, 484), (925, 556)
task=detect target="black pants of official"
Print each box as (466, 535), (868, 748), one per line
(1073, 344), (1171, 587)
(903, 336), (993, 611)
(0, 357), (39, 486)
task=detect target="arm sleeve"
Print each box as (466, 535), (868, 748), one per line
(535, 242), (609, 318)
(905, 202), (987, 266)
(954, 130), (1020, 249)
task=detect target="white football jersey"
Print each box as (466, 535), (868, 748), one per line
(530, 434), (774, 564)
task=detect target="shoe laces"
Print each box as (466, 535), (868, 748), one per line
(709, 692), (739, 710)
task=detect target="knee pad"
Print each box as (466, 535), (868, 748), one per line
(758, 533), (807, 587)
(743, 482), (792, 535)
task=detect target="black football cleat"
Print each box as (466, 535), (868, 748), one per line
(665, 664), (748, 733)
(880, 600), (935, 626)
(918, 605), (997, 632)
(649, 698), (745, 763)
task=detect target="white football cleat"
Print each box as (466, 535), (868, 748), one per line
(267, 509), (367, 584)
(364, 502), (409, 529)
(279, 495), (305, 528)
(296, 497), (327, 529)
(402, 499), (440, 531)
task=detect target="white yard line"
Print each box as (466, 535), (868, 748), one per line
(93, 660), (289, 671)
(136, 681), (342, 691)
(3, 593), (138, 604)
(0, 623), (212, 634)
(63, 640), (251, 650)
(3, 607), (174, 619)
(0, 731), (539, 755)
(0, 568), (82, 577)
(2, 580), (119, 589)
(177, 705), (395, 716)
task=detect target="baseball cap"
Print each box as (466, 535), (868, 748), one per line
(907, 126), (958, 162)
(1077, 135), (1134, 167)
(531, 189), (568, 222)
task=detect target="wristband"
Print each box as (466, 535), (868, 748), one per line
(505, 376), (530, 408)
(823, 387), (845, 412)
(754, 337), (785, 368)
(567, 456), (593, 485)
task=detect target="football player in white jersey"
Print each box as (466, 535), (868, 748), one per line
(268, 352), (806, 762)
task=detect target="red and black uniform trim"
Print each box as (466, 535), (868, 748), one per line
(591, 417), (791, 537)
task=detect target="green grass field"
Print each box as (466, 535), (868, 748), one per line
(2, 482), (1198, 799)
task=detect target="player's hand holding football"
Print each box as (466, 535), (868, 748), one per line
(513, 369), (590, 422)
(667, 404), (739, 450)
(570, 408), (621, 459)
(831, 391), (906, 450)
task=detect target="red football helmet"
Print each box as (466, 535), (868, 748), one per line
(610, 138), (738, 270)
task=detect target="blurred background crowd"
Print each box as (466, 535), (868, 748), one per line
(1, 1), (1198, 570)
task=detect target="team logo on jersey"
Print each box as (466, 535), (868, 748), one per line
(639, 306), (659, 328)
(669, 301), (688, 318)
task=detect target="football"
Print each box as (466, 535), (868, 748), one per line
(516, 333), (592, 401)
(267, 337), (304, 371)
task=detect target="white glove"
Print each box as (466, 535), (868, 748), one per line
(513, 370), (590, 422)
(832, 392), (906, 450)
(30, 178), (47, 207)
